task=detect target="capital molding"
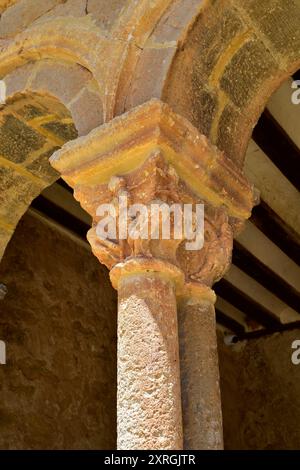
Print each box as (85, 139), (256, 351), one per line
(110, 257), (185, 293)
(51, 99), (254, 219)
(50, 99), (255, 287)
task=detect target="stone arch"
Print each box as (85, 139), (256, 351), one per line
(163, 0), (300, 168)
(0, 1), (179, 122)
(3, 59), (104, 136)
(0, 16), (105, 76)
(0, 90), (78, 260)
(0, 18), (106, 260)
(121, 0), (300, 168)
(0, 16), (108, 113)
(0, 7), (167, 122)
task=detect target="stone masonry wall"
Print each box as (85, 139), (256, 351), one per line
(218, 329), (300, 450)
(0, 211), (117, 449)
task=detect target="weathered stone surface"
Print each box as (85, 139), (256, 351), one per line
(179, 286), (223, 450)
(0, 212), (117, 449)
(117, 271), (182, 449)
(26, 146), (60, 183)
(0, 115), (46, 163)
(162, 0), (300, 168)
(162, 3), (246, 136)
(0, 16), (109, 97)
(8, 91), (70, 122)
(17, 103), (48, 121)
(149, 0), (201, 43)
(0, 1), (18, 15)
(30, 60), (94, 107)
(69, 87), (104, 136)
(126, 46), (177, 110)
(51, 99), (254, 221)
(193, 6), (245, 82)
(50, 97), (247, 451)
(238, 0), (300, 62)
(0, 0), (298, 452)
(218, 328), (300, 450)
(220, 40), (277, 108)
(190, 85), (217, 138)
(0, 165), (42, 224)
(0, 0), (299, 172)
(3, 59), (97, 143)
(33, 0), (87, 23)
(3, 62), (34, 98)
(0, 0), (63, 38)
(42, 121), (77, 142)
(51, 97), (246, 452)
(217, 102), (251, 164)
(87, 0), (128, 31)
(0, 91), (78, 255)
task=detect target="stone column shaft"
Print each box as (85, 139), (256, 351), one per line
(178, 285), (223, 449)
(117, 271), (183, 450)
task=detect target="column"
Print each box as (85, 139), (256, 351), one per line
(50, 99), (254, 450)
(178, 282), (223, 449)
(111, 258), (184, 449)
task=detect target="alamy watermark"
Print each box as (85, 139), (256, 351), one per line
(95, 195), (205, 251)
(291, 80), (300, 104)
(0, 284), (7, 364)
(291, 340), (300, 365)
(0, 80), (6, 105)
(0, 340), (6, 365)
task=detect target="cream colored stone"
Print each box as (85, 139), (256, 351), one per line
(0, 0), (63, 38)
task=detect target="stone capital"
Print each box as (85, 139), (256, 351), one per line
(50, 99), (255, 287)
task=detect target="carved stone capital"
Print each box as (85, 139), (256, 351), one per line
(50, 99), (255, 287)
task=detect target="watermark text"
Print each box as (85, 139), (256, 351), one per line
(96, 196), (205, 251)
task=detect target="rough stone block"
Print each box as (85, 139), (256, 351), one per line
(0, 114), (46, 164)
(26, 146), (60, 184)
(16, 103), (49, 121)
(220, 39), (277, 108)
(87, 0), (128, 31)
(149, 0), (201, 43)
(42, 121), (77, 142)
(31, 60), (93, 107)
(4, 62), (33, 98)
(192, 7), (245, 81)
(238, 0), (300, 62)
(217, 102), (249, 166)
(190, 80), (217, 137)
(126, 46), (177, 109)
(0, 0), (62, 38)
(0, 165), (42, 224)
(69, 87), (103, 136)
(33, 0), (87, 23)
